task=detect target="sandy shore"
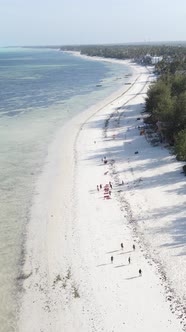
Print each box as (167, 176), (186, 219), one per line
(18, 56), (186, 332)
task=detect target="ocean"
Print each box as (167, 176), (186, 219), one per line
(0, 48), (132, 331)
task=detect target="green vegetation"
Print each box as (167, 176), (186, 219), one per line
(60, 42), (186, 66)
(182, 164), (186, 175)
(175, 130), (186, 161)
(145, 63), (186, 159)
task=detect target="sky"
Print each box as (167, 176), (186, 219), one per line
(0, 0), (186, 47)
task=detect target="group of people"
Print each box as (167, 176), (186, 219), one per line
(98, 156), (142, 276)
(110, 243), (142, 276)
(97, 181), (113, 199)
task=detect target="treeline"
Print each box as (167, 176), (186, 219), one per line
(60, 43), (186, 65)
(145, 61), (186, 161)
(155, 56), (186, 75)
(80, 44), (186, 63)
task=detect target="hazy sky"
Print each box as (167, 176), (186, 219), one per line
(0, 0), (186, 46)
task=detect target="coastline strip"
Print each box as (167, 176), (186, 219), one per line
(18, 56), (184, 332)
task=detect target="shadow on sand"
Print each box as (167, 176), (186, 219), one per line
(96, 263), (111, 267)
(115, 264), (128, 268)
(84, 101), (186, 256)
(118, 250), (133, 255)
(106, 249), (121, 254)
(125, 275), (140, 280)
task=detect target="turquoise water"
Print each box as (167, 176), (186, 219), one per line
(0, 48), (132, 331)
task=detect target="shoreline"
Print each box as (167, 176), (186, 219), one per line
(18, 54), (185, 331)
(18, 58), (143, 331)
(63, 50), (134, 65)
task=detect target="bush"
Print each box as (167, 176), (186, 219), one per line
(175, 130), (186, 161)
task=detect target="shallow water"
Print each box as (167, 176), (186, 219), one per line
(0, 48), (132, 331)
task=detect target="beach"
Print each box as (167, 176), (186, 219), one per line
(18, 56), (186, 332)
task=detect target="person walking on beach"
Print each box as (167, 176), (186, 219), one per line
(128, 257), (131, 264)
(133, 244), (136, 251)
(111, 256), (114, 264)
(103, 156), (107, 164)
(121, 243), (124, 250)
(139, 269), (142, 276)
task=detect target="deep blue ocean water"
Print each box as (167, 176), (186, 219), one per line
(0, 48), (132, 331)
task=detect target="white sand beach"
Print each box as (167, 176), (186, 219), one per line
(18, 56), (186, 332)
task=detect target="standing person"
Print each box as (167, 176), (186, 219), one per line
(139, 269), (142, 276)
(128, 257), (131, 264)
(121, 243), (124, 250)
(97, 185), (99, 191)
(100, 184), (102, 189)
(111, 256), (114, 264)
(103, 156), (107, 164)
(133, 244), (136, 251)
